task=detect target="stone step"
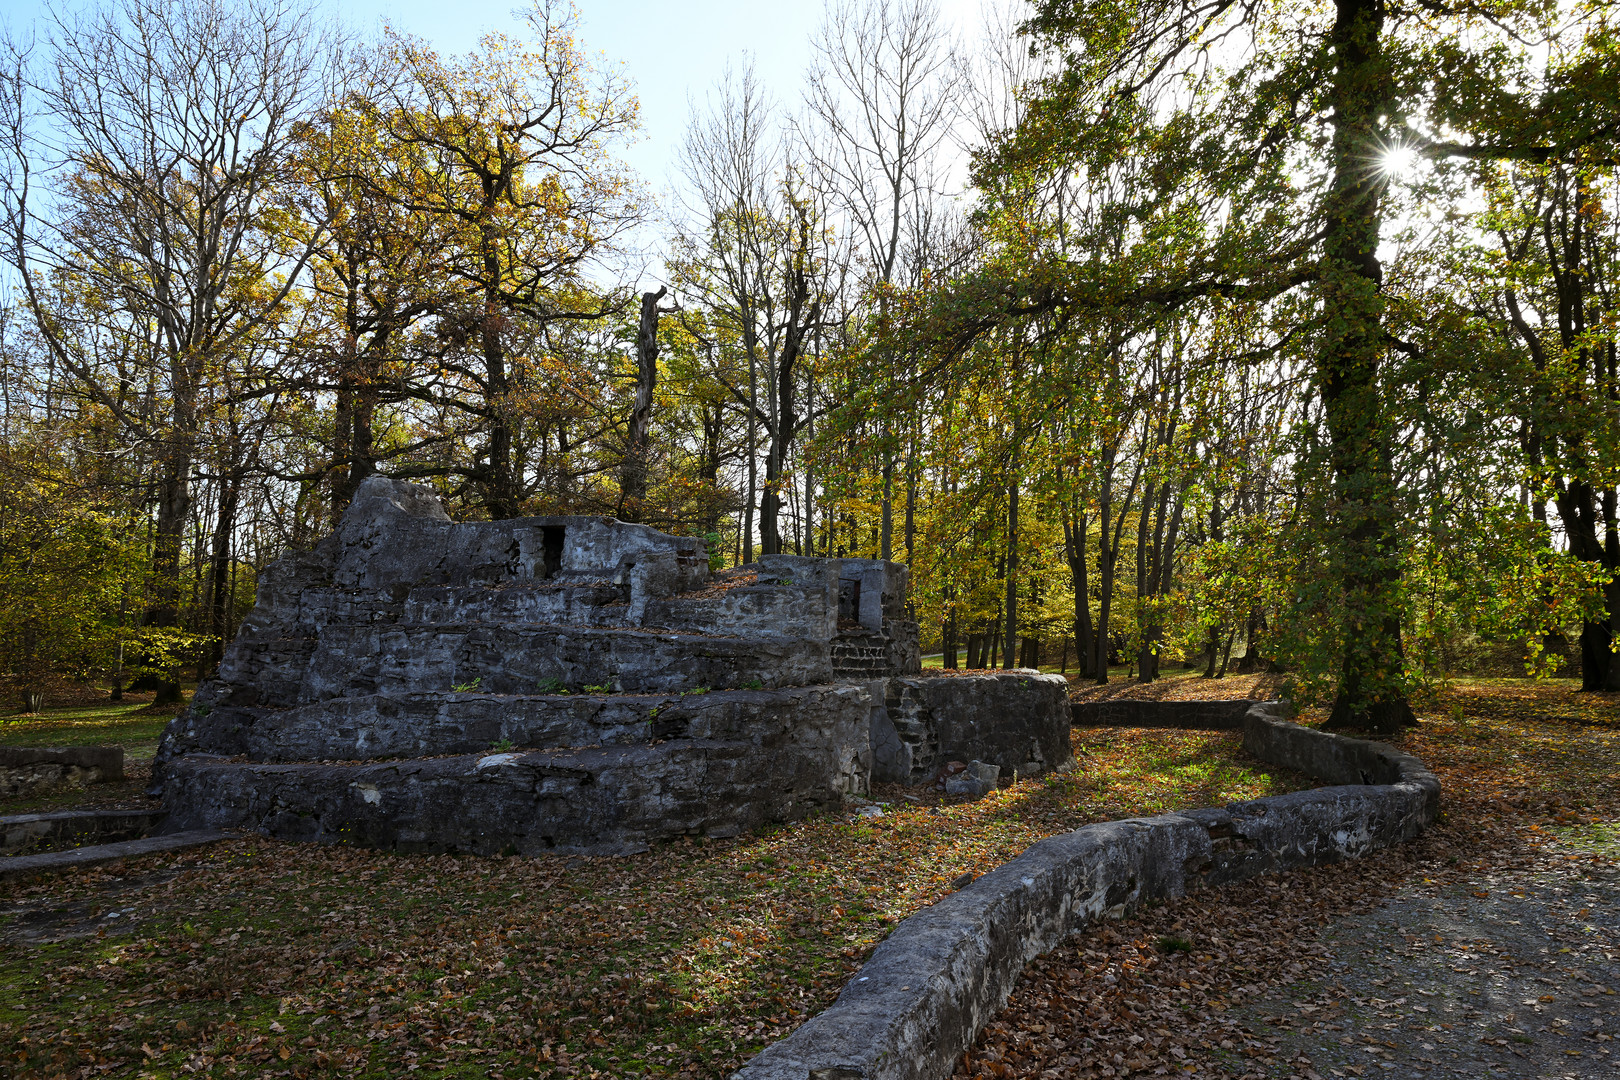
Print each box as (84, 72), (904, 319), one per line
(0, 830), (229, 883)
(159, 690), (872, 855)
(399, 581), (833, 640)
(221, 623), (833, 705)
(162, 685), (865, 763)
(0, 808), (164, 854)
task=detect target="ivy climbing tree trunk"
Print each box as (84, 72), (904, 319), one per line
(1318, 0), (1415, 732)
(620, 286), (668, 522)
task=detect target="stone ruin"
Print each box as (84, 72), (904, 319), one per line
(153, 476), (1072, 855)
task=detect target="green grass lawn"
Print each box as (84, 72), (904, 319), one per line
(0, 700), (178, 760)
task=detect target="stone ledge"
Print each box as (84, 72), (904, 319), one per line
(0, 829), (228, 883)
(732, 701), (1440, 1080)
(1070, 697), (1258, 729)
(0, 809), (164, 855)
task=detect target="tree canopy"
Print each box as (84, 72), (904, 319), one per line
(1, 0), (1617, 725)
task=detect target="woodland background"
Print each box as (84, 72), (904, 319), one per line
(0, 0), (1616, 727)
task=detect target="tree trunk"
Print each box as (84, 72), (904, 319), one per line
(1063, 507), (1095, 679)
(620, 286), (666, 522)
(1236, 610), (1268, 674)
(478, 235), (521, 519)
(1003, 478), (1020, 670)
(206, 470), (240, 673)
(1557, 481), (1620, 690)
(143, 436), (192, 705)
(1318, 0), (1414, 733)
(879, 442), (894, 560)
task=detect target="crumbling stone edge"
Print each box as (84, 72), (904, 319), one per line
(732, 701), (1441, 1080)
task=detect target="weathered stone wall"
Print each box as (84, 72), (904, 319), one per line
(0, 746), (123, 799)
(162, 684), (874, 856)
(733, 702), (1440, 1080)
(1070, 698), (1258, 729)
(870, 673), (1074, 785)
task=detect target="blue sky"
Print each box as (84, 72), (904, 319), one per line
(6, 0), (987, 193)
(335, 0), (830, 193)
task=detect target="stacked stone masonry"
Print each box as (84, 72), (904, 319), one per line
(733, 702), (1442, 1080)
(156, 477), (1071, 854)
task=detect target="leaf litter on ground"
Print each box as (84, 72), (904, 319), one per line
(1, 678), (1614, 1079)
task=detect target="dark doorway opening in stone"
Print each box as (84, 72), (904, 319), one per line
(541, 526), (565, 579)
(839, 577), (861, 624)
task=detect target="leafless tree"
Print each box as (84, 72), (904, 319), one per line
(673, 62), (843, 559)
(0, 0), (338, 700)
(804, 0), (962, 558)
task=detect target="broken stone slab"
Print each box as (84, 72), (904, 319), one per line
(943, 760), (1001, 800)
(1, 809), (163, 854)
(0, 829), (228, 883)
(0, 746), (125, 799)
(732, 702), (1441, 1080)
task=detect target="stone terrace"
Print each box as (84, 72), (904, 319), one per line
(153, 476), (1070, 855)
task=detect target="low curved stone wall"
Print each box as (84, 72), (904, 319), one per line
(732, 701), (1440, 1080)
(1071, 697), (1260, 730)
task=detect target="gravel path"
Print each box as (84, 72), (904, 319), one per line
(1231, 842), (1619, 1079)
(953, 822), (1618, 1080)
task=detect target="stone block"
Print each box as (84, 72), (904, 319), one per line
(0, 746), (124, 799)
(875, 673), (1072, 784)
(943, 760), (999, 799)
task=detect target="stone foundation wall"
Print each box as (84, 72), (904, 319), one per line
(870, 673), (1073, 785)
(162, 683), (873, 856)
(733, 702), (1439, 1080)
(0, 746), (123, 799)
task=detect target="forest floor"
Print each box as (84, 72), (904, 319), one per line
(957, 679), (1620, 1080)
(0, 679), (1614, 1079)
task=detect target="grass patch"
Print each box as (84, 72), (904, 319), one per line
(0, 701), (173, 759)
